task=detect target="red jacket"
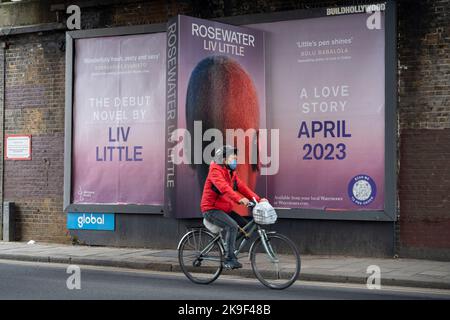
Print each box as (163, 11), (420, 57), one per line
(201, 162), (261, 213)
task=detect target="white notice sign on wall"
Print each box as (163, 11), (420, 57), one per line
(5, 135), (32, 160)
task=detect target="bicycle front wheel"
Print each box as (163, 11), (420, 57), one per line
(250, 233), (301, 290)
(178, 229), (224, 285)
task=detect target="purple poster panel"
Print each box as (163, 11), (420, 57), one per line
(72, 33), (166, 205)
(251, 12), (385, 211)
(166, 15), (266, 218)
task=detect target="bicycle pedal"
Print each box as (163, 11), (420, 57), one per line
(223, 263), (235, 270)
(223, 262), (242, 270)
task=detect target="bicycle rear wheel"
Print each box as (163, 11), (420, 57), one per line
(178, 229), (224, 284)
(250, 233), (301, 290)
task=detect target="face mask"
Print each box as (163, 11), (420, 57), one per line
(227, 159), (237, 171)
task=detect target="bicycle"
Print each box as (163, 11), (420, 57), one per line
(177, 200), (301, 290)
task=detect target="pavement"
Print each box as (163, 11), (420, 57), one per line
(0, 241), (450, 290)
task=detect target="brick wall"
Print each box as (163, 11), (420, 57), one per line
(2, 32), (68, 243)
(397, 0), (450, 259)
(0, 0), (449, 259)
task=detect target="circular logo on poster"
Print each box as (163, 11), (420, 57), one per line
(348, 175), (377, 206)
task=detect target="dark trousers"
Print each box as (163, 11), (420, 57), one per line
(203, 210), (249, 259)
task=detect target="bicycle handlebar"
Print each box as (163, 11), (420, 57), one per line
(247, 201), (256, 208)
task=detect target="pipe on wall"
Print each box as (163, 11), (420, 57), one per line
(0, 41), (5, 240)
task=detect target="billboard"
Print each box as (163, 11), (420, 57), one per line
(65, 3), (396, 221)
(165, 15), (266, 218)
(250, 11), (386, 212)
(71, 32), (166, 205)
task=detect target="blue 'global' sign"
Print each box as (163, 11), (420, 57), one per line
(67, 213), (115, 231)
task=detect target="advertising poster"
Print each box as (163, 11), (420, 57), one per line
(72, 33), (166, 205)
(251, 11), (385, 211)
(165, 15), (266, 218)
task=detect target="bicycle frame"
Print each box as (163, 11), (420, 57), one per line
(194, 218), (279, 264)
(178, 210), (300, 289)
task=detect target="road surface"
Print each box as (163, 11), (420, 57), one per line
(0, 259), (449, 300)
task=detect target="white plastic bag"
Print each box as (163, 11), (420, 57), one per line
(252, 201), (277, 225)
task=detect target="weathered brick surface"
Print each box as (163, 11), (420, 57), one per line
(397, 0), (450, 259)
(2, 32), (69, 243)
(14, 197), (68, 243)
(399, 128), (450, 258)
(0, 0), (448, 259)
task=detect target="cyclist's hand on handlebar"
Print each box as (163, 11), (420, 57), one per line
(239, 198), (250, 206)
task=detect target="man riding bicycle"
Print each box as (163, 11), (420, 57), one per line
(201, 145), (268, 270)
